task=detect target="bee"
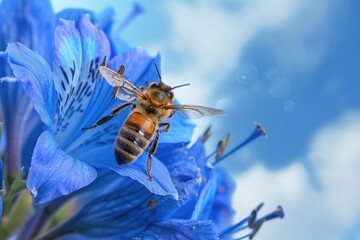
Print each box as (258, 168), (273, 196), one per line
(83, 62), (224, 181)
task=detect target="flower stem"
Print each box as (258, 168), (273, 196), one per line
(0, 190), (33, 239)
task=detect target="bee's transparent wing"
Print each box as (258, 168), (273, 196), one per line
(99, 66), (145, 101)
(115, 89), (137, 101)
(165, 104), (225, 119)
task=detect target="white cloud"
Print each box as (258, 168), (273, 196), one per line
(154, 0), (336, 142)
(232, 111), (360, 240)
(309, 112), (360, 226)
(157, 0), (335, 102)
(159, 0), (307, 103)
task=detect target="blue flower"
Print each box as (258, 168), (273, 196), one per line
(0, 1), (285, 239)
(28, 147), (217, 239)
(18, 124), (281, 240)
(0, 0), (55, 179)
(31, 170), (187, 239)
(2, 15), (190, 204)
(0, 0), (142, 180)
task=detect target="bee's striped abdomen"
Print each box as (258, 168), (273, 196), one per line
(115, 112), (156, 164)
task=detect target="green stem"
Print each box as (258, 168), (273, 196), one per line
(2, 172), (26, 216)
(0, 190), (33, 238)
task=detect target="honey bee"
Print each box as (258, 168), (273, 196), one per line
(83, 62), (224, 181)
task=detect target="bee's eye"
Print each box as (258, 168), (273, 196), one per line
(149, 83), (158, 88)
(152, 91), (165, 101)
(166, 91), (174, 99)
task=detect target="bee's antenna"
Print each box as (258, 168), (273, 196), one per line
(171, 83), (190, 90)
(154, 62), (162, 83)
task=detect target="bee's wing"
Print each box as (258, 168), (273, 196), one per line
(99, 66), (145, 101)
(165, 104), (225, 119)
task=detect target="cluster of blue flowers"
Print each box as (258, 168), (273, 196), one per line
(0, 0), (284, 239)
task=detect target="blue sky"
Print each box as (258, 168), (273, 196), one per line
(53, 1), (360, 239)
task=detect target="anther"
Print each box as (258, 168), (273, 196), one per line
(215, 132), (231, 160)
(247, 205), (284, 239)
(248, 202), (264, 226)
(201, 125), (212, 143)
(219, 203), (284, 240)
(254, 121), (267, 137)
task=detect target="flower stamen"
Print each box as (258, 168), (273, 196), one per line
(112, 3), (144, 38)
(219, 203), (284, 240)
(212, 122), (266, 166)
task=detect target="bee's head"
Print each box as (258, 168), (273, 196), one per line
(147, 82), (175, 106)
(146, 63), (189, 106)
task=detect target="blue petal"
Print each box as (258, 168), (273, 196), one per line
(41, 171), (178, 239)
(109, 47), (160, 87)
(56, 9), (96, 22)
(0, 79), (43, 176)
(157, 142), (203, 206)
(57, 7), (116, 35)
(70, 144), (117, 168)
(210, 168), (236, 232)
(3, 43), (57, 127)
(160, 116), (195, 144)
(64, 48), (164, 165)
(69, 137), (178, 199)
(156, 140), (209, 219)
(111, 153), (178, 199)
(20, 111), (44, 174)
(0, 156), (3, 189)
(0, 0), (54, 176)
(53, 15), (110, 148)
(155, 142), (189, 159)
(134, 219), (218, 240)
(0, 0), (56, 63)
(191, 169), (217, 220)
(26, 130), (97, 204)
(0, 125), (6, 156)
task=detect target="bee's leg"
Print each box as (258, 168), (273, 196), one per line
(168, 111), (175, 119)
(159, 122), (171, 132)
(117, 65), (125, 75)
(82, 102), (135, 131)
(113, 65), (125, 99)
(113, 87), (120, 99)
(147, 130), (161, 181)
